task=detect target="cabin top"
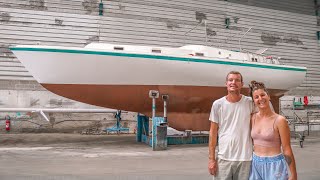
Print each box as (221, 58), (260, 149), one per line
(85, 43), (281, 65)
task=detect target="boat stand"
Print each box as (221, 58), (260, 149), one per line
(136, 90), (208, 151)
(136, 90), (168, 150)
(105, 110), (129, 134)
(136, 114), (167, 150)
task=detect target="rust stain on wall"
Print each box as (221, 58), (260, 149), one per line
(0, 12), (11, 23)
(86, 35), (100, 44)
(21, 22), (32, 25)
(49, 99), (75, 107)
(28, 0), (47, 10)
(0, 3), (11, 8)
(282, 36), (303, 45)
(166, 21), (179, 29)
(206, 28), (216, 36)
(54, 18), (64, 26)
(229, 26), (245, 31)
(0, 44), (13, 57)
(118, 3), (125, 10)
(233, 17), (240, 23)
(195, 11), (207, 23)
(261, 33), (303, 46)
(48, 113), (55, 125)
(316, 4), (320, 11)
(49, 99), (63, 106)
(261, 33), (280, 46)
(82, 0), (99, 14)
(30, 98), (40, 107)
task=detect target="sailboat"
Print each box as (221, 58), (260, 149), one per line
(10, 42), (306, 131)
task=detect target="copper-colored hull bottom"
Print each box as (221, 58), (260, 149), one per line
(42, 84), (285, 131)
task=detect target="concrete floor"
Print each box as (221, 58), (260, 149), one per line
(0, 133), (319, 180)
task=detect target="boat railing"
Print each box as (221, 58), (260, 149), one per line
(183, 20), (208, 46)
(183, 20), (266, 56)
(239, 27), (252, 52)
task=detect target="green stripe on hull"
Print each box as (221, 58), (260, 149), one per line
(10, 47), (307, 72)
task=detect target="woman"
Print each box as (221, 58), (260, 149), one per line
(249, 81), (297, 180)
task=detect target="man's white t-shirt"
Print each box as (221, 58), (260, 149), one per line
(209, 95), (253, 161)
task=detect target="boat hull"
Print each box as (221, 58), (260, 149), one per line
(10, 45), (306, 131)
(42, 84), (286, 131)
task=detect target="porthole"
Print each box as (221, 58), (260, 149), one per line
(114, 46), (124, 50)
(152, 49), (161, 53)
(195, 52), (204, 56)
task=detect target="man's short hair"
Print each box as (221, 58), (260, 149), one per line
(226, 71), (243, 83)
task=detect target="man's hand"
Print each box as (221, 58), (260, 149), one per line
(208, 159), (218, 176)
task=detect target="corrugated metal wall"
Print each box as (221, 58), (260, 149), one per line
(0, 0), (319, 94)
(227, 0), (315, 15)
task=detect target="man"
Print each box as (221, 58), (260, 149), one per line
(208, 71), (253, 180)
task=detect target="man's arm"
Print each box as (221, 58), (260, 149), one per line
(208, 122), (218, 176)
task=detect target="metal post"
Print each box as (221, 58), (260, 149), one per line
(136, 113), (142, 142)
(163, 100), (167, 122)
(152, 98), (156, 118)
(115, 110), (121, 134)
(204, 20), (208, 46)
(239, 27), (252, 52)
(307, 111), (310, 136)
(162, 95), (169, 123)
(148, 90), (161, 150)
(149, 90), (159, 118)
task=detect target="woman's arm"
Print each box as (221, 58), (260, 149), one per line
(277, 115), (297, 180)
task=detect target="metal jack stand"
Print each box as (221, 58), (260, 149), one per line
(136, 90), (208, 148)
(151, 94), (169, 151)
(137, 90), (167, 151)
(105, 110), (129, 134)
(148, 90), (165, 150)
(152, 95), (169, 151)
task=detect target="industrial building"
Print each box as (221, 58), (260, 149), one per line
(0, 0), (320, 179)
(0, 0), (319, 132)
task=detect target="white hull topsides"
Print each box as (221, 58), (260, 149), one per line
(11, 43), (306, 91)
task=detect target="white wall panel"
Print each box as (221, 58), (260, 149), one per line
(0, 0), (319, 94)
